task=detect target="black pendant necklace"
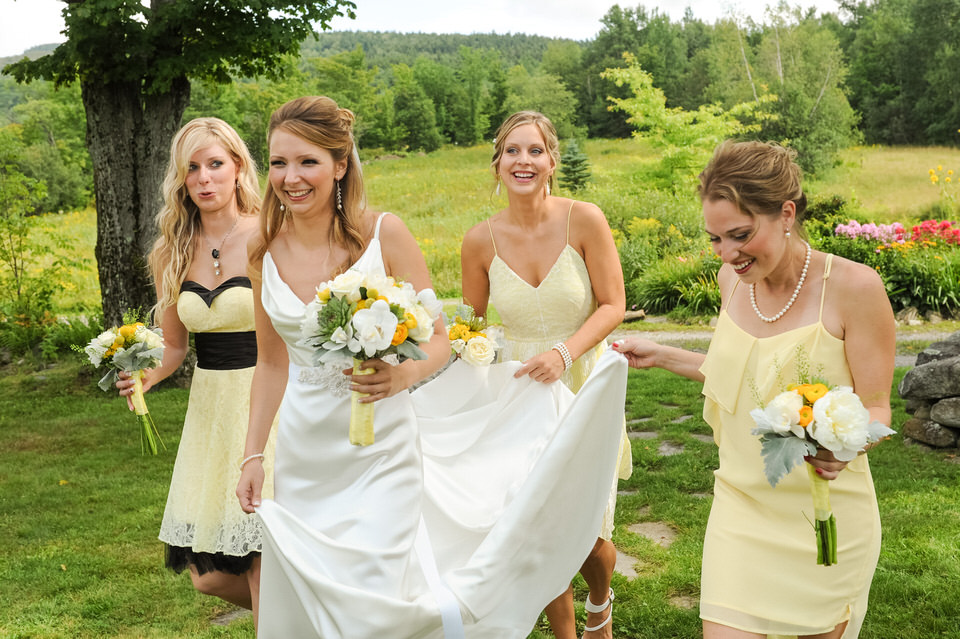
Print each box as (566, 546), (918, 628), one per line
(202, 216), (239, 277)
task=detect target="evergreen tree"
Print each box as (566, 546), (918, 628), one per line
(558, 139), (591, 193)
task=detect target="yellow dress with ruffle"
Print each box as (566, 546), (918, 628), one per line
(486, 215), (632, 540)
(158, 277), (276, 569)
(698, 256), (880, 638)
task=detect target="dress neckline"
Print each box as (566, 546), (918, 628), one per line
(264, 212), (389, 306)
(180, 276), (252, 307)
(491, 244), (581, 290)
(718, 309), (843, 344)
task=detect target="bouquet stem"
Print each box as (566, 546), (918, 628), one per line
(807, 463), (837, 566)
(131, 370), (165, 455)
(349, 359), (375, 446)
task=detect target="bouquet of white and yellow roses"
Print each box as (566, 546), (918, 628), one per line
(750, 357), (895, 565)
(75, 309), (166, 455)
(300, 269), (441, 446)
(446, 304), (498, 366)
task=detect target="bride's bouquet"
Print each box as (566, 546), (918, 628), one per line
(749, 350), (894, 565)
(75, 309), (166, 455)
(446, 304), (498, 366)
(300, 269), (441, 446)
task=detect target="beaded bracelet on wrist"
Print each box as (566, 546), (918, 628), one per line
(552, 342), (573, 370)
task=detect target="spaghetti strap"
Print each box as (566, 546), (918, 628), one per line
(818, 254), (833, 321)
(373, 212), (391, 240)
(486, 219), (499, 256)
(565, 200), (575, 244)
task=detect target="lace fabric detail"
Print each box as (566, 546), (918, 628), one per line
(296, 363), (352, 397)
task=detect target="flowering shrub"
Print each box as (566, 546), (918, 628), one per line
(834, 220), (906, 244)
(911, 219), (960, 246)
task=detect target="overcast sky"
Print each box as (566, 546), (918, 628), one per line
(0, 0), (843, 58)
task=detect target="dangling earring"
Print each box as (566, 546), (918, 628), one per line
(495, 179), (501, 196)
(279, 203), (285, 212)
(546, 182), (551, 196)
(336, 180), (344, 214)
(785, 230), (791, 238)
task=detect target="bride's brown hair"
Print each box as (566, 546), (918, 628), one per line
(250, 96), (366, 271)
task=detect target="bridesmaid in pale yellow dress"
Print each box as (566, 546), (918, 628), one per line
(461, 111), (632, 639)
(615, 141), (895, 639)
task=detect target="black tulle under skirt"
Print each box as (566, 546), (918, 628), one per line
(165, 544), (259, 576)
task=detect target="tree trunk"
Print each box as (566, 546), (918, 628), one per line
(81, 76), (189, 326)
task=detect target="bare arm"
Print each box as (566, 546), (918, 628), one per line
(237, 251), (289, 513)
(460, 222), (493, 318)
(612, 338), (707, 382)
(808, 260), (895, 480)
(353, 213), (451, 401)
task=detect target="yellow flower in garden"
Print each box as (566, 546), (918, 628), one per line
(803, 383), (829, 403)
(949, 170), (954, 175)
(938, 164), (943, 171)
(932, 175), (940, 183)
(930, 168), (936, 175)
(948, 177), (953, 183)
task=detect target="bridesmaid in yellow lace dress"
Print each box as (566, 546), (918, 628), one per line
(615, 141), (895, 639)
(117, 118), (275, 622)
(461, 111), (632, 639)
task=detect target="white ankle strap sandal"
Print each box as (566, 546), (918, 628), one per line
(583, 588), (614, 633)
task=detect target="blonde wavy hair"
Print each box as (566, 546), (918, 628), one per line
(148, 117), (260, 318)
(250, 96), (366, 272)
(698, 140), (808, 237)
(490, 110), (561, 195)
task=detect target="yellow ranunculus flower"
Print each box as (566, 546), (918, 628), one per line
(391, 323), (408, 346)
(119, 324), (137, 338)
(803, 383), (829, 403)
(317, 288), (331, 303)
(799, 405), (813, 427)
(404, 312), (417, 329)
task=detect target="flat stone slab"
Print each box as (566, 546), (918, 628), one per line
(658, 441), (685, 456)
(212, 609), (251, 626)
(627, 417), (653, 424)
(690, 433), (714, 443)
(628, 521), (677, 548)
(628, 431), (658, 440)
(614, 549), (641, 580)
(671, 415), (694, 423)
(669, 594), (698, 609)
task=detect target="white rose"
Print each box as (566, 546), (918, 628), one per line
(97, 330), (116, 347)
(329, 270), (366, 302)
(750, 390), (805, 438)
(810, 387), (870, 461)
(462, 336), (496, 366)
(408, 304), (436, 343)
(142, 329), (164, 350)
(349, 300), (398, 357)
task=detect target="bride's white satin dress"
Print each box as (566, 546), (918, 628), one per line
(256, 214), (628, 638)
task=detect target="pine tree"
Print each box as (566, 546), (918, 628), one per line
(558, 139), (592, 193)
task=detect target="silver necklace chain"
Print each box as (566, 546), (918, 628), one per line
(201, 216), (239, 276)
(749, 240), (812, 323)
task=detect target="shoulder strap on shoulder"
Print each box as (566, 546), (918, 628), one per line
(373, 212), (391, 240)
(566, 200), (575, 244)
(486, 218), (498, 255)
(819, 253), (833, 321)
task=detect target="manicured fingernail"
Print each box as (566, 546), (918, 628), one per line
(612, 341), (620, 348)
(815, 467), (823, 475)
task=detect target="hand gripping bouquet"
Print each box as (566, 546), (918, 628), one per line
(75, 309), (166, 455)
(445, 303), (498, 366)
(300, 269), (441, 446)
(749, 350), (895, 565)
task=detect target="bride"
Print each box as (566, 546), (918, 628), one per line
(236, 96), (629, 638)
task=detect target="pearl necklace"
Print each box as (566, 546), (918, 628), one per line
(201, 216), (239, 277)
(749, 240), (812, 323)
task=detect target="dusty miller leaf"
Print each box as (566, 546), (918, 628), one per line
(759, 435), (817, 487)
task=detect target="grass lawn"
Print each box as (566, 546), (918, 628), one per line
(2, 358), (958, 638)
